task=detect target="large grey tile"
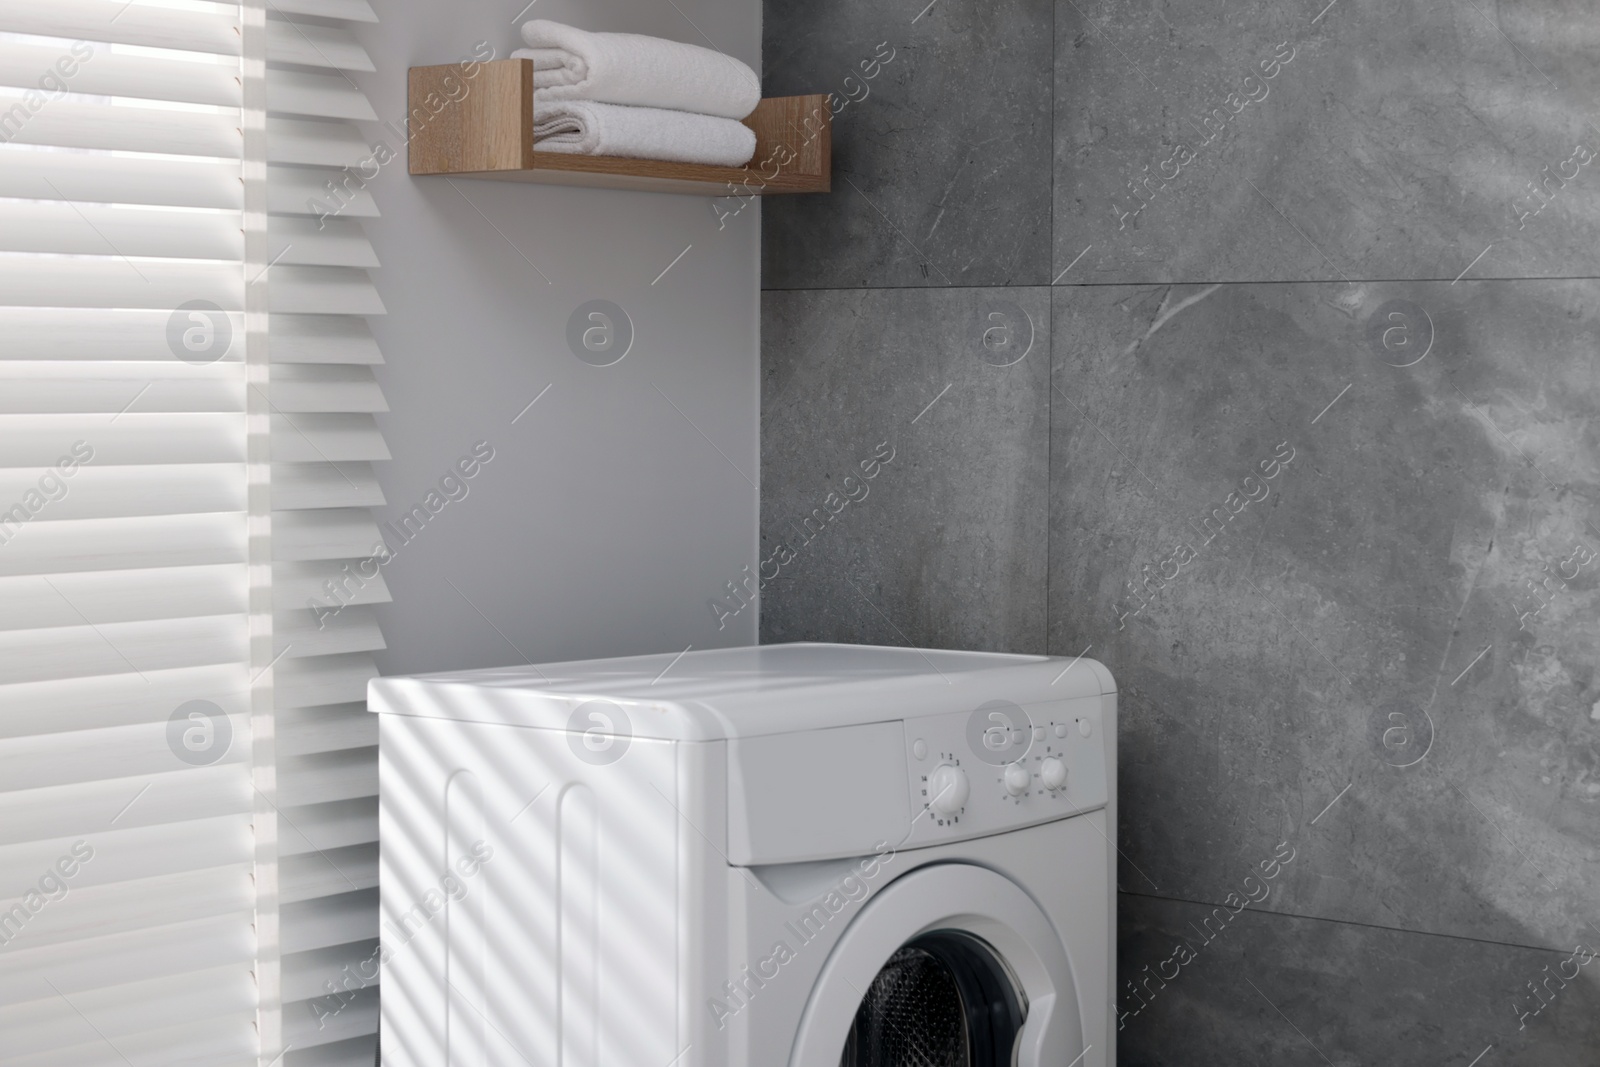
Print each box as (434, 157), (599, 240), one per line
(1118, 893), (1600, 1066)
(1048, 280), (1600, 950)
(1054, 0), (1600, 283)
(762, 0), (1053, 289)
(760, 287), (1050, 651)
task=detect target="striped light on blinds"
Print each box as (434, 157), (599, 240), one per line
(0, 0), (260, 1062)
(0, 0), (390, 1064)
(264, 3), (387, 1067)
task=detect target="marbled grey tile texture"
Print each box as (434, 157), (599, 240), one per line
(1048, 280), (1600, 958)
(1118, 894), (1600, 1066)
(1054, 0), (1600, 284)
(761, 0), (1053, 289)
(762, 0), (1600, 1060)
(760, 287), (1049, 652)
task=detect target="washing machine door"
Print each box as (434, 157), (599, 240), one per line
(788, 863), (1083, 1067)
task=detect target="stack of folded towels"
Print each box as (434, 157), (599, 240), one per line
(514, 20), (761, 168)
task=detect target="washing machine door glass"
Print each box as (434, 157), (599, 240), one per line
(839, 930), (1024, 1067)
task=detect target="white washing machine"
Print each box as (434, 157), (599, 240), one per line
(370, 642), (1115, 1067)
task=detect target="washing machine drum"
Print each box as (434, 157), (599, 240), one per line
(840, 930), (1024, 1066)
(790, 864), (1082, 1067)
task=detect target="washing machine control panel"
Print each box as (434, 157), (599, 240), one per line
(903, 695), (1108, 844)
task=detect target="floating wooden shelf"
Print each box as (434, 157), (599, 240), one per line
(408, 59), (830, 196)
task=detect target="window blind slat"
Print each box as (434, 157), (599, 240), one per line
(265, 20), (374, 73)
(0, 199), (243, 260)
(270, 216), (382, 269)
(278, 703), (377, 758)
(0, 513), (245, 578)
(0, 40), (241, 107)
(270, 67), (379, 121)
(0, 149), (241, 210)
(0, 764), (249, 846)
(269, 413), (389, 462)
(0, 466), (241, 521)
(0, 93), (241, 157)
(0, 913), (256, 1006)
(283, 1032), (378, 1067)
(274, 508), (384, 562)
(269, 0), (378, 25)
(276, 604), (385, 660)
(284, 986), (378, 1048)
(270, 313), (383, 364)
(276, 652), (376, 709)
(272, 365), (387, 412)
(281, 888), (377, 955)
(279, 747), (377, 808)
(281, 842), (376, 904)
(272, 462), (386, 511)
(0, 0), (242, 56)
(0, 615), (247, 686)
(0, 308), (242, 362)
(271, 265), (385, 316)
(0, 663), (242, 739)
(0, 373), (241, 414)
(281, 939), (378, 1002)
(278, 797), (377, 855)
(0, 413), (242, 464)
(269, 166), (378, 218)
(0, 867), (252, 953)
(0, 965), (254, 1060)
(0, 154), (362, 216)
(275, 562), (390, 614)
(267, 115), (370, 166)
(0, 817), (253, 902)
(0, 565), (241, 631)
(9, 1013), (256, 1067)
(0, 255), (239, 311)
(0, 720), (248, 798)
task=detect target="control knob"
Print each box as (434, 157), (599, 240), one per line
(1040, 756), (1067, 791)
(926, 764), (970, 815)
(1003, 762), (1031, 796)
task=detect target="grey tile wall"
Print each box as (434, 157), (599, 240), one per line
(762, 0), (1600, 1061)
(1119, 894), (1600, 1067)
(760, 287), (1050, 652)
(762, 0), (1054, 288)
(1052, 0), (1600, 284)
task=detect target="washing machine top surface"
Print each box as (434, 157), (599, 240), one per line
(368, 641), (1113, 740)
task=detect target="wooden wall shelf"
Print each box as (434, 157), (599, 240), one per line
(408, 59), (831, 196)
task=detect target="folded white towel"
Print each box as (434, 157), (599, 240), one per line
(514, 19), (760, 120)
(533, 101), (756, 166)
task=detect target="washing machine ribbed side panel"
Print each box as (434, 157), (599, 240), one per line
(376, 708), (726, 1067)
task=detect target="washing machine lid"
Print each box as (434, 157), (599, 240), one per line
(368, 642), (1113, 741)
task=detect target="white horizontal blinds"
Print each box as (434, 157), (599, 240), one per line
(264, 2), (387, 1064)
(245, 0), (281, 1061)
(0, 1), (259, 1065)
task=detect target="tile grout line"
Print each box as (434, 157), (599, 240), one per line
(760, 273), (1600, 295)
(1045, 0), (1055, 658)
(1118, 888), (1587, 957)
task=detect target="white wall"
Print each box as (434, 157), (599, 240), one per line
(353, 0), (761, 675)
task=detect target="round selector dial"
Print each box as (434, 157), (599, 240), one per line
(1040, 756), (1068, 791)
(926, 763), (970, 815)
(1003, 762), (1031, 796)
